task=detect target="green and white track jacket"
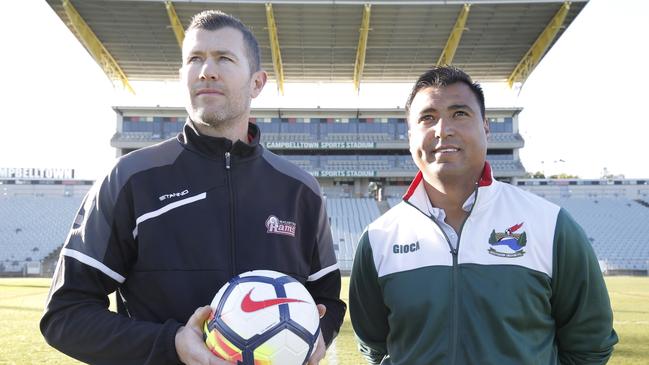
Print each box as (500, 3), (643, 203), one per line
(349, 164), (618, 365)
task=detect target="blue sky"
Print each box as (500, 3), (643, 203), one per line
(1, 0), (647, 180)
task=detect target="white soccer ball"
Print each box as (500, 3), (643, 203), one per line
(203, 270), (320, 365)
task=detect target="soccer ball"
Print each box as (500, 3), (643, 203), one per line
(203, 270), (320, 365)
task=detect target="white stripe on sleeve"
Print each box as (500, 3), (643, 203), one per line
(62, 248), (126, 283)
(307, 263), (339, 282)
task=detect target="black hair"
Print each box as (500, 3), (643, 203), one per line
(186, 10), (261, 73)
(405, 66), (485, 119)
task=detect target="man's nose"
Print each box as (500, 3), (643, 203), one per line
(434, 117), (453, 139)
(199, 59), (219, 80)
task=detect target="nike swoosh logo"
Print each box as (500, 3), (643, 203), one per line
(240, 288), (307, 313)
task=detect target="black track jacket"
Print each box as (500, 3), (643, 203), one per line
(40, 121), (346, 365)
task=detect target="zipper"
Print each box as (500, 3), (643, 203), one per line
(449, 186), (479, 365)
(225, 152), (236, 276)
(423, 213), (460, 364)
(405, 185), (479, 364)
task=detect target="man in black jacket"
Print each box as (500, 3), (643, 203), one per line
(41, 10), (345, 365)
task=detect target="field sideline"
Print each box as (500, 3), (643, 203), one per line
(0, 276), (647, 364)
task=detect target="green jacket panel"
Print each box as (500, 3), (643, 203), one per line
(552, 209), (618, 364)
(457, 264), (556, 365)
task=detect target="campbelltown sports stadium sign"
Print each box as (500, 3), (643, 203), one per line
(264, 141), (375, 149)
(0, 168), (75, 180)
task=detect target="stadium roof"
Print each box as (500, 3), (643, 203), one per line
(45, 0), (587, 93)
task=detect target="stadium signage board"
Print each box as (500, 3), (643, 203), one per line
(310, 170), (376, 177)
(264, 142), (375, 149)
(265, 141), (319, 149)
(0, 167), (75, 180)
(319, 142), (375, 149)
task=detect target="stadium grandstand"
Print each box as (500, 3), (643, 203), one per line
(0, 168), (92, 276)
(0, 0), (642, 276)
(519, 179), (649, 274)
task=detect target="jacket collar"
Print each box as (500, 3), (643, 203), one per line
(403, 162), (494, 213)
(178, 119), (262, 160)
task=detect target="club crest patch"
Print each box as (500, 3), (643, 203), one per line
(488, 222), (527, 258)
(265, 215), (296, 237)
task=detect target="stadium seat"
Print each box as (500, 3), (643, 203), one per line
(0, 195), (83, 272)
(325, 198), (381, 272)
(545, 197), (649, 271)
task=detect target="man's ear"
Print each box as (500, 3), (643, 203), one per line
(250, 70), (267, 98)
(483, 117), (490, 135)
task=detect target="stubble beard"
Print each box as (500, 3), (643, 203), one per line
(191, 96), (249, 132)
(193, 107), (233, 129)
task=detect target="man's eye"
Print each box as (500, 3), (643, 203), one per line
(188, 56), (202, 63)
(419, 115), (435, 123)
(454, 111), (468, 117)
(220, 56), (233, 62)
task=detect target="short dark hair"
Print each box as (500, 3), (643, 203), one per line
(405, 66), (485, 119)
(186, 10), (261, 74)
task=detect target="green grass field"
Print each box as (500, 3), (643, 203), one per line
(1, 276), (647, 365)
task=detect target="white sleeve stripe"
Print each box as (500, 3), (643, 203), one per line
(307, 263), (339, 282)
(62, 248), (126, 284)
(132, 192), (207, 239)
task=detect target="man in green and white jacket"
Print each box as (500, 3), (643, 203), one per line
(349, 66), (618, 365)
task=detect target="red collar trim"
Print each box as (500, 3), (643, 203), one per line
(403, 161), (492, 200)
(403, 171), (423, 200)
(478, 162), (493, 187)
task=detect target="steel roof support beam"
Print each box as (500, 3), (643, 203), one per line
(437, 3), (470, 66)
(265, 3), (285, 95)
(507, 1), (570, 87)
(353, 3), (372, 93)
(62, 0), (135, 94)
(165, 1), (185, 48)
